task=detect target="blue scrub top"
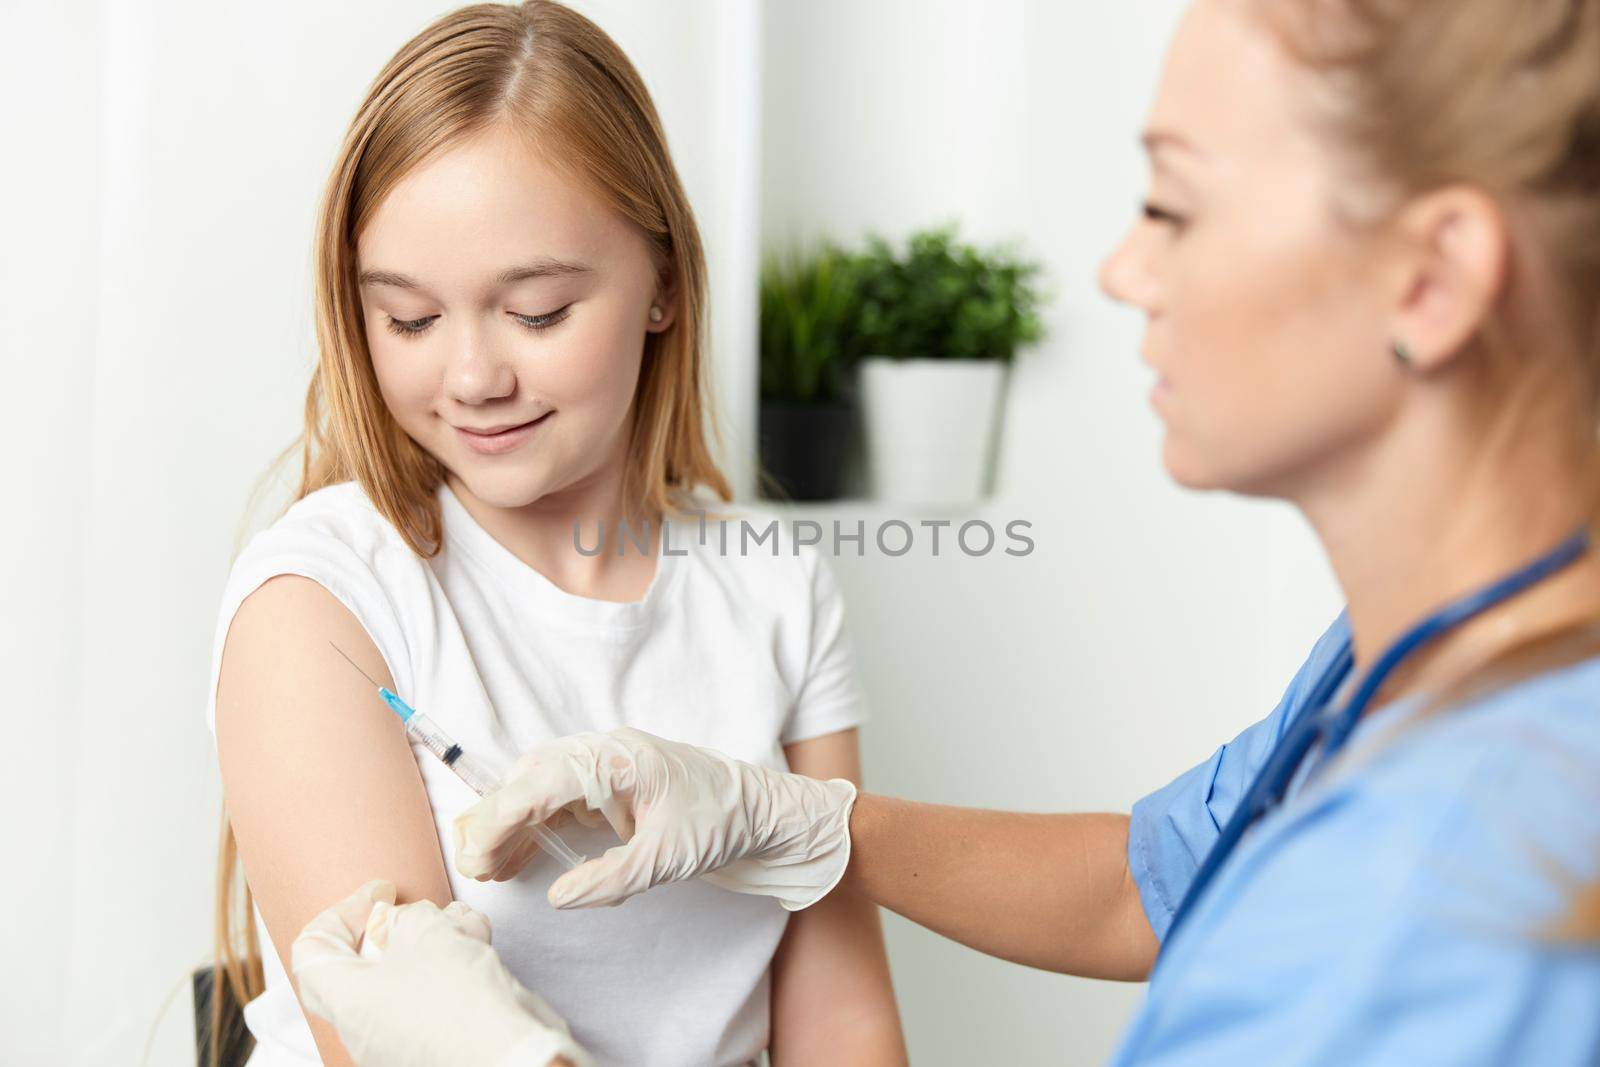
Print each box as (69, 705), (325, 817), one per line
(1115, 613), (1600, 1066)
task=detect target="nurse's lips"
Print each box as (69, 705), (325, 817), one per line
(1142, 351), (1172, 408)
(454, 411), (554, 455)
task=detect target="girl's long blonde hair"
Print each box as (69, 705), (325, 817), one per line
(212, 2), (730, 1057)
(1256, 0), (1600, 941)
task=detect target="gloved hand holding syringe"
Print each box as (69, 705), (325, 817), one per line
(330, 642), (587, 872)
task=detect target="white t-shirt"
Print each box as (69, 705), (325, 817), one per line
(204, 480), (867, 1067)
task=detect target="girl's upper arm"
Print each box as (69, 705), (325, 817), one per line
(215, 573), (451, 1066)
(770, 729), (908, 1066)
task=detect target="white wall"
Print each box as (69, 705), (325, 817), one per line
(760, 1), (1342, 1063)
(3, 2), (757, 1062)
(1, 4), (102, 1064)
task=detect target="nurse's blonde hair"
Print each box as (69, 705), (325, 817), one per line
(212, 1), (730, 1057)
(1256, 0), (1600, 941)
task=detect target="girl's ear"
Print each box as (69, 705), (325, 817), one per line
(647, 267), (678, 334)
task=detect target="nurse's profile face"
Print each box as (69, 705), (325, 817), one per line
(1099, 0), (1399, 498)
(355, 121), (674, 511)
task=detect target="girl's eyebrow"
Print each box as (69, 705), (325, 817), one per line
(495, 259), (593, 285)
(358, 258), (594, 290)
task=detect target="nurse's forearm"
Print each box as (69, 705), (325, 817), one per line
(843, 795), (1159, 981)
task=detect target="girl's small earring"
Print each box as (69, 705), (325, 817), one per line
(1391, 339), (1415, 369)
(649, 305), (664, 324)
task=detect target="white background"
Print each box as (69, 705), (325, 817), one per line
(1, 1), (1339, 1063)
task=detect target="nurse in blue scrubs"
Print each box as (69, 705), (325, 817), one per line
(298, 1), (1600, 1063)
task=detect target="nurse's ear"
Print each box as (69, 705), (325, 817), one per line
(1383, 185), (1510, 374)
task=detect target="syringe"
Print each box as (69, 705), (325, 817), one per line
(330, 642), (586, 872)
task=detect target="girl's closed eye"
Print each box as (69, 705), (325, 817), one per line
(510, 304), (573, 331)
(384, 313), (439, 338)
(382, 304), (573, 339)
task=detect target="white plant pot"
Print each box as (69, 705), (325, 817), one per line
(859, 357), (1009, 507)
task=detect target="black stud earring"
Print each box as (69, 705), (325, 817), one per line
(1391, 339), (1414, 368)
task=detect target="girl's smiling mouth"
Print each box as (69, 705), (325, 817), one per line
(454, 410), (554, 454)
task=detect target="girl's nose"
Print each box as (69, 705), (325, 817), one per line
(444, 325), (517, 404)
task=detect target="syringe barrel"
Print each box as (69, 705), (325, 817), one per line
(401, 710), (587, 871)
(403, 711), (503, 797)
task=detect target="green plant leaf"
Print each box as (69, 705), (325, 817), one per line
(843, 223), (1048, 362)
(759, 243), (862, 404)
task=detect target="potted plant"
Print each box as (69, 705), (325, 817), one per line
(850, 225), (1045, 507)
(757, 246), (861, 501)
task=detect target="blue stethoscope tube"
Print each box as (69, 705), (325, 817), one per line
(1159, 523), (1592, 952)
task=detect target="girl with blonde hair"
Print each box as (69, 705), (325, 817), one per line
(205, 3), (905, 1064)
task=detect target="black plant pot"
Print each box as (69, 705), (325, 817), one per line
(759, 401), (856, 501)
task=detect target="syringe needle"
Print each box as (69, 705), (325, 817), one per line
(329, 640), (384, 689)
(326, 639), (588, 871)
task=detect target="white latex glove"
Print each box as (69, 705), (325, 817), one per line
(452, 727), (858, 911)
(291, 880), (594, 1067)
